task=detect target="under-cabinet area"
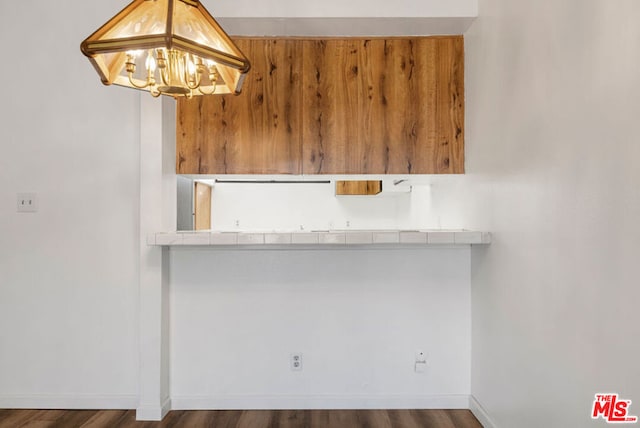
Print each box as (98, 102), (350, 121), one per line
(175, 176), (460, 232)
(177, 176), (415, 232)
(166, 175), (490, 247)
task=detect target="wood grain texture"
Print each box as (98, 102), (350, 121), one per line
(303, 37), (464, 174)
(177, 39), (303, 174)
(0, 409), (482, 428)
(177, 37), (464, 175)
(336, 180), (383, 195)
(194, 181), (212, 230)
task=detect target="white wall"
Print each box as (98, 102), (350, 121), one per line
(169, 247), (471, 408)
(462, 1), (640, 427)
(0, 0), (139, 407)
(211, 0), (477, 18)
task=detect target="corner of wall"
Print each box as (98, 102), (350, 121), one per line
(469, 395), (497, 428)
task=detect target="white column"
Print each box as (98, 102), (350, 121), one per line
(137, 95), (176, 420)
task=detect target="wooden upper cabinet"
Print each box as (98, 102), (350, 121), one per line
(303, 37), (464, 174)
(177, 39), (303, 174)
(176, 37), (464, 175)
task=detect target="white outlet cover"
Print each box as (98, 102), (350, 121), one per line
(415, 351), (427, 363)
(290, 353), (303, 371)
(17, 193), (37, 213)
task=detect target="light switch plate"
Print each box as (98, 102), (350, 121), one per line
(17, 193), (37, 212)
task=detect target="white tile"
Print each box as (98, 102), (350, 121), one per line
(155, 233), (184, 246)
(372, 231), (400, 244)
(427, 231), (456, 244)
(237, 233), (265, 245)
(210, 233), (238, 245)
(319, 232), (346, 245)
(265, 233), (292, 244)
(146, 234), (157, 246)
(454, 231), (483, 244)
(345, 231), (374, 245)
(399, 231), (427, 244)
(181, 233), (211, 245)
(291, 233), (319, 244)
(150, 229), (491, 247)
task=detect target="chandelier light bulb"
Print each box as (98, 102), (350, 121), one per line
(146, 52), (157, 73)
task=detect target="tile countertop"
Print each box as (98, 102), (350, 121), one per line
(148, 230), (491, 247)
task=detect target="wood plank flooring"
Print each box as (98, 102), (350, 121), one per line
(0, 409), (482, 428)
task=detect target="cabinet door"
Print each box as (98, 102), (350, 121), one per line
(336, 180), (383, 195)
(302, 37), (464, 174)
(177, 39), (303, 174)
(194, 182), (211, 230)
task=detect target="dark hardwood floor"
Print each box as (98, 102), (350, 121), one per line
(0, 409), (483, 428)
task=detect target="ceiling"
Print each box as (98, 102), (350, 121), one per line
(210, 0), (478, 36)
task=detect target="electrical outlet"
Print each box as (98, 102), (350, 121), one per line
(415, 350), (428, 373)
(17, 193), (38, 213)
(290, 353), (302, 371)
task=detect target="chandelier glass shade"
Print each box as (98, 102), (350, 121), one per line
(81, 0), (250, 98)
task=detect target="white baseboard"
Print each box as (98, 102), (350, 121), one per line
(136, 397), (171, 421)
(171, 394), (470, 410)
(0, 393), (480, 424)
(469, 395), (497, 428)
(0, 394), (137, 410)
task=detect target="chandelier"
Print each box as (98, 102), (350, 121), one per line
(81, 0), (250, 98)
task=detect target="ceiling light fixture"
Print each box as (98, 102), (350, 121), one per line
(81, 0), (250, 98)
